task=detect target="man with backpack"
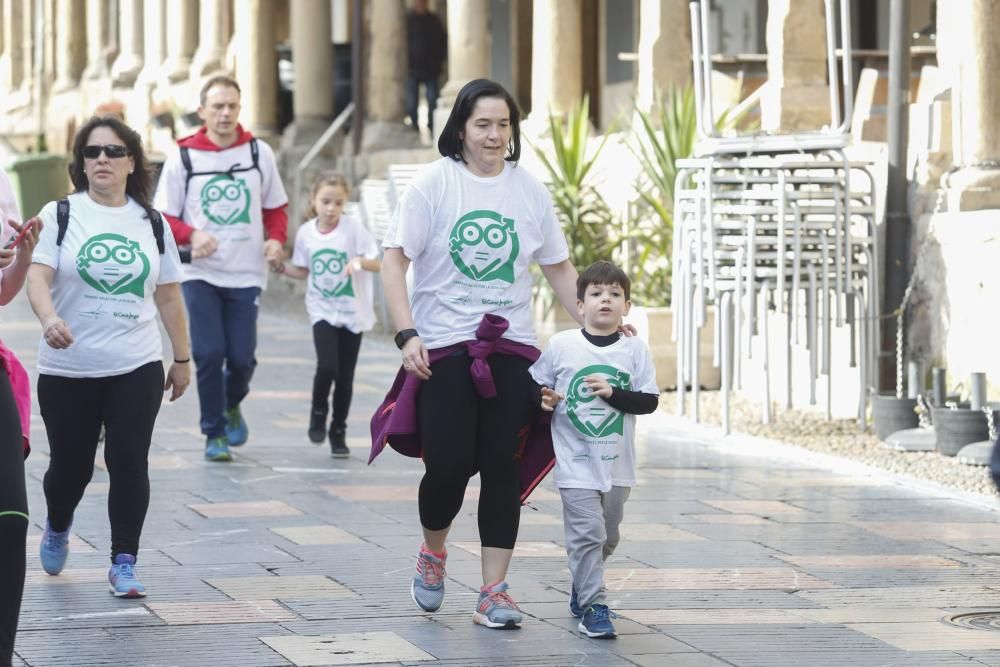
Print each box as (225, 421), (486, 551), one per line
(154, 75), (289, 462)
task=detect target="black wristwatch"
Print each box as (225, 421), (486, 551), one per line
(394, 328), (419, 349)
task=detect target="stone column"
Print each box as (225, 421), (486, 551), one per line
(362, 0), (418, 151)
(162, 0), (197, 83)
(367, 0), (406, 122)
(20, 0), (32, 88)
(285, 0), (333, 145)
(190, 0), (228, 78)
(1, 0), (25, 93)
(111, 0), (143, 86)
(637, 0), (691, 110)
(761, 0), (830, 132)
(43, 0), (55, 81)
(136, 0), (164, 84)
(233, 0), (277, 136)
(51, 0), (84, 115)
(83, 0), (112, 80)
(530, 0), (583, 119)
(433, 0), (490, 136)
(940, 0), (1000, 210)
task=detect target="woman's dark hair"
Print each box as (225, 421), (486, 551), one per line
(69, 115), (155, 214)
(437, 78), (522, 165)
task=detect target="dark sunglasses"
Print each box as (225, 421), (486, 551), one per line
(82, 144), (130, 159)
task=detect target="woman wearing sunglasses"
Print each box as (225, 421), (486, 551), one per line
(25, 115), (191, 598)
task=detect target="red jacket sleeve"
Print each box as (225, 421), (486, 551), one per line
(263, 204), (289, 245)
(163, 213), (194, 246)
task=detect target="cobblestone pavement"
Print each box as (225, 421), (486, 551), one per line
(6, 293), (1000, 666)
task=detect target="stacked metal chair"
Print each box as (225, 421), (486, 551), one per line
(356, 164), (426, 330)
(672, 0), (880, 433)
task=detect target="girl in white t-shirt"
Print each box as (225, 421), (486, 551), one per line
(278, 172), (380, 457)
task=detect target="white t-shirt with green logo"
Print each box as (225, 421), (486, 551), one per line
(382, 158), (569, 349)
(529, 330), (658, 492)
(291, 215), (380, 333)
(31, 193), (184, 378)
(154, 141), (288, 289)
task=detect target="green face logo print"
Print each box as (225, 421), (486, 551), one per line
(565, 364), (632, 438)
(448, 210), (519, 283)
(310, 248), (354, 298)
(76, 233), (150, 298)
(200, 175), (251, 225)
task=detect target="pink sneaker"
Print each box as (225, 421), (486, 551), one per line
(410, 544), (446, 612)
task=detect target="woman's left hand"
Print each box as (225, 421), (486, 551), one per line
(164, 362), (191, 401)
(618, 323), (638, 337)
(0, 247), (13, 270)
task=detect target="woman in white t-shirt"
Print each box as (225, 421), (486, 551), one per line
(25, 116), (191, 599)
(381, 79), (582, 629)
(278, 171), (380, 457)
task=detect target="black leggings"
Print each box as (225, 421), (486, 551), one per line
(311, 322), (363, 430)
(417, 353), (536, 549)
(38, 361), (164, 563)
(0, 369), (27, 666)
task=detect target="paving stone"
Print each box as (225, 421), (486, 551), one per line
(259, 631), (435, 665)
(702, 499), (812, 515)
(148, 599), (298, 625)
(775, 554), (962, 568)
(620, 608), (817, 625)
(206, 574), (358, 601)
(603, 567), (837, 591)
(270, 525), (365, 545)
(850, 621), (1000, 651)
(188, 500), (304, 518)
(686, 513), (774, 525)
(855, 521), (1000, 541)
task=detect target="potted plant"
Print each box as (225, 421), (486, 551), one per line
(529, 96), (621, 343)
(625, 87), (709, 389)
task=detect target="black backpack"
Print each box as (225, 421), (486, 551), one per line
(55, 198), (165, 254)
(175, 138), (262, 222)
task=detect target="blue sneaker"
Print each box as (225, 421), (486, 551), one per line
(205, 436), (232, 461)
(578, 603), (617, 638)
(473, 581), (523, 629)
(108, 554), (146, 598)
(569, 585), (583, 617)
(39, 520), (71, 575)
(411, 545), (446, 612)
(225, 406), (248, 446)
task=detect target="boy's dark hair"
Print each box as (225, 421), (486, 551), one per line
(437, 78), (522, 164)
(576, 261), (631, 301)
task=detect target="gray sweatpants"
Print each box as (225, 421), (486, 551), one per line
(559, 486), (631, 610)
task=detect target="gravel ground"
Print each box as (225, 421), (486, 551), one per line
(661, 391), (999, 499)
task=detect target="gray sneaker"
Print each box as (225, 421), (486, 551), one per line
(473, 581), (523, 629)
(410, 546), (446, 612)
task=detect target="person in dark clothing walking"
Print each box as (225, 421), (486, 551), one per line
(406, 0), (447, 134)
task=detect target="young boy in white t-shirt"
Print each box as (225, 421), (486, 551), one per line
(529, 260), (659, 639)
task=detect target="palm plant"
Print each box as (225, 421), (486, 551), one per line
(628, 86), (698, 306)
(530, 95), (620, 271)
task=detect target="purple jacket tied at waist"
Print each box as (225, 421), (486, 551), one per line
(369, 314), (554, 502)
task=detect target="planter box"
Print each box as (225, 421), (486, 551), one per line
(626, 306), (720, 392)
